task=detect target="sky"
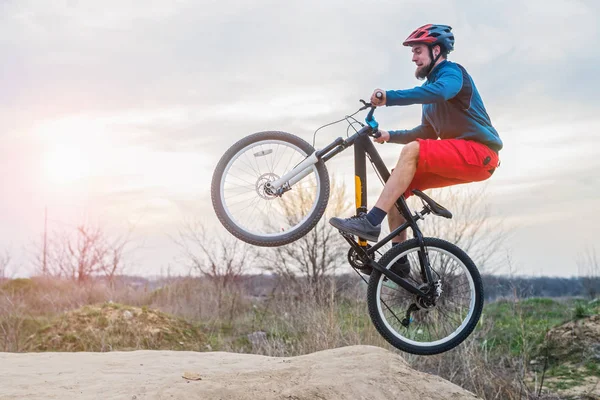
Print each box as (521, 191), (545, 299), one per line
(1, 0), (599, 278)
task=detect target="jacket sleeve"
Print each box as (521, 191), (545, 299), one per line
(385, 66), (463, 106)
(388, 114), (437, 144)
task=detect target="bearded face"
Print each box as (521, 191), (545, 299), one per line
(410, 44), (441, 80)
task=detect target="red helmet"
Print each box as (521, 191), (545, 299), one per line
(403, 24), (455, 53)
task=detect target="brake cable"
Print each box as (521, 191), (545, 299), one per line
(311, 101), (373, 148)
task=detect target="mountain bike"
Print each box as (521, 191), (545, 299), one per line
(211, 98), (483, 355)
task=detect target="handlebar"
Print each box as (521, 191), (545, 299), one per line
(312, 92), (385, 147)
(360, 91), (383, 138)
(358, 91), (384, 110)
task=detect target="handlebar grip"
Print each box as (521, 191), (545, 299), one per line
(375, 91), (383, 99)
(373, 131), (381, 138)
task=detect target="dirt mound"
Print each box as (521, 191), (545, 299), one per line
(0, 345), (480, 399)
(542, 314), (600, 398)
(24, 302), (206, 352)
(546, 314), (600, 361)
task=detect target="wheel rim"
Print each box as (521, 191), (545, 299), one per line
(375, 246), (477, 347)
(219, 139), (322, 238)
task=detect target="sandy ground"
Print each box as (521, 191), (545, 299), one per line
(0, 345), (480, 400)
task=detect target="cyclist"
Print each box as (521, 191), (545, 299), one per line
(330, 24), (503, 275)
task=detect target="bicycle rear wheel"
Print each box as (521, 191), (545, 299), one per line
(211, 131), (330, 247)
(367, 237), (483, 355)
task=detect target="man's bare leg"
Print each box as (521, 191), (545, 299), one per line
(388, 206), (408, 244)
(377, 141), (418, 246)
(378, 143), (418, 275)
(374, 141), (419, 214)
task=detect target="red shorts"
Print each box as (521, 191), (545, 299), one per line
(403, 139), (500, 198)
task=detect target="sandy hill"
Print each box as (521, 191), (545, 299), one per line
(0, 345), (479, 400)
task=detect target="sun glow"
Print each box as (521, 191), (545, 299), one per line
(44, 145), (92, 184)
(36, 116), (110, 185)
(34, 112), (215, 193)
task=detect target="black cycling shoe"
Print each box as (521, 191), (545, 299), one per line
(359, 257), (409, 278)
(390, 256), (410, 278)
(329, 214), (381, 242)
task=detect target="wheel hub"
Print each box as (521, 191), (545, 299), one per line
(415, 281), (442, 309)
(256, 173), (280, 199)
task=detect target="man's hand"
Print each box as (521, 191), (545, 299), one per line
(373, 129), (390, 144)
(371, 89), (386, 106)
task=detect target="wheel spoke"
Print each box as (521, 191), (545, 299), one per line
(216, 135), (325, 243)
(369, 241), (482, 354)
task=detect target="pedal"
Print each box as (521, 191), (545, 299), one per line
(339, 230), (355, 239)
(339, 231), (360, 247)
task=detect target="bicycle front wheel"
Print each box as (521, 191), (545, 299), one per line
(367, 237), (483, 355)
(211, 131), (330, 247)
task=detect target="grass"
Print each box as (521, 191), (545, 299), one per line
(543, 363), (596, 394)
(23, 302), (206, 352)
(481, 297), (568, 356)
(472, 297), (600, 399)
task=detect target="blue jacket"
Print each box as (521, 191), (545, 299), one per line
(386, 60), (503, 152)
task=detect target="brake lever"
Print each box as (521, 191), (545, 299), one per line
(359, 99), (372, 111)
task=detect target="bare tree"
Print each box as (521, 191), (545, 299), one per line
(174, 220), (254, 286)
(174, 220), (256, 320)
(34, 223), (132, 284)
(262, 178), (352, 298)
(577, 246), (599, 299)
(409, 185), (510, 273)
(0, 250), (10, 280)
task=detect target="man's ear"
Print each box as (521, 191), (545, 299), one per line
(433, 45), (440, 58)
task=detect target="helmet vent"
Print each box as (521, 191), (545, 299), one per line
(415, 31), (425, 38)
(430, 32), (441, 37)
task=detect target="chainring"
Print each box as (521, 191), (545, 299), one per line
(347, 245), (374, 274)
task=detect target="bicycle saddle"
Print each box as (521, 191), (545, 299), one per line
(412, 190), (453, 219)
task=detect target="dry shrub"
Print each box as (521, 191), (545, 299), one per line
(406, 321), (563, 399)
(147, 277), (252, 323)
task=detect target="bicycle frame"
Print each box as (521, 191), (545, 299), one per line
(319, 126), (436, 296)
(264, 108), (437, 297)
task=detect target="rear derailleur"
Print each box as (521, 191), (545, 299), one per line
(401, 281), (443, 327)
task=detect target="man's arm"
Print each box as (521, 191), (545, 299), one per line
(388, 115), (436, 144)
(385, 66), (463, 106)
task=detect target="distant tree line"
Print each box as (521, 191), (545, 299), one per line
(481, 275), (600, 301)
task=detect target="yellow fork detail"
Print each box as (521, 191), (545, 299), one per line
(355, 175), (368, 247)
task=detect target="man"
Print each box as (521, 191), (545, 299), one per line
(329, 24), (503, 274)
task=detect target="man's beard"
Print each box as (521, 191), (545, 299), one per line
(415, 63), (430, 80)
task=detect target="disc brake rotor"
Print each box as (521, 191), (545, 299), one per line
(256, 173), (280, 200)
